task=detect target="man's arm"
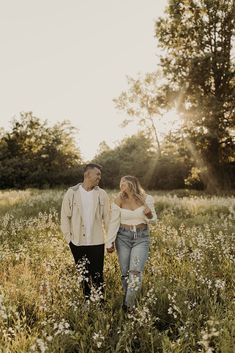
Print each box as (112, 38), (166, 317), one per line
(61, 189), (73, 243)
(102, 190), (110, 233)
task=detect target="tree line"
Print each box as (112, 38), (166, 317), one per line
(0, 111), (233, 190)
(0, 112), (186, 189)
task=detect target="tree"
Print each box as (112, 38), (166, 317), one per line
(0, 112), (82, 188)
(113, 72), (168, 157)
(155, 0), (235, 191)
(93, 132), (156, 188)
(93, 131), (189, 190)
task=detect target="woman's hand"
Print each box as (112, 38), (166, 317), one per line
(144, 206), (153, 219)
(106, 243), (115, 253)
(135, 194), (153, 219)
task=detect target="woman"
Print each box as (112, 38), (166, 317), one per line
(106, 175), (157, 311)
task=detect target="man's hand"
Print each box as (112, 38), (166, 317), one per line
(106, 243), (115, 253)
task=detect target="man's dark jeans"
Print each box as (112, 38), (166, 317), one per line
(69, 242), (105, 299)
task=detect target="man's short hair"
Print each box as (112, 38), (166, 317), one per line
(84, 163), (102, 173)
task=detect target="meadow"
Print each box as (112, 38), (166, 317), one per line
(0, 189), (234, 353)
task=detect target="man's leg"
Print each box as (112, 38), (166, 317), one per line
(87, 244), (105, 297)
(69, 242), (91, 298)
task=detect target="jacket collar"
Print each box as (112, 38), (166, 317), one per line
(70, 182), (100, 192)
(71, 183), (100, 225)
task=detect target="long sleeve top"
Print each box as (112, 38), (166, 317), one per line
(61, 183), (110, 245)
(106, 194), (157, 248)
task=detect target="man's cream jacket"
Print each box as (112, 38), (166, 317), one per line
(61, 183), (110, 245)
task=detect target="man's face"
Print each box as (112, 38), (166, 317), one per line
(88, 167), (102, 187)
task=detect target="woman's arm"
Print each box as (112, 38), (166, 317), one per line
(106, 197), (121, 250)
(144, 195), (157, 224)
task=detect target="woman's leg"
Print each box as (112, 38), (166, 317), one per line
(125, 230), (150, 309)
(115, 230), (132, 303)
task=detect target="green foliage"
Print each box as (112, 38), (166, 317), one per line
(93, 132), (156, 188)
(185, 166), (205, 190)
(94, 132), (192, 190)
(149, 156), (188, 190)
(93, 132), (187, 190)
(0, 112), (83, 188)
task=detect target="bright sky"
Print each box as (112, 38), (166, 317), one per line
(0, 0), (171, 161)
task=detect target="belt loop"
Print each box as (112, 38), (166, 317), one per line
(133, 225), (137, 239)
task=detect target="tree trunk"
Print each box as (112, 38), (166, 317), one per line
(149, 115), (161, 158)
(204, 137), (232, 193)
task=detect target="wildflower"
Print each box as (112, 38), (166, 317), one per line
(93, 330), (105, 349)
(198, 317), (221, 353)
(30, 338), (48, 353)
(0, 293), (8, 320)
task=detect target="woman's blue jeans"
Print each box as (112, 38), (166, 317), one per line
(115, 226), (150, 309)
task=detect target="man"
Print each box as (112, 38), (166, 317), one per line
(61, 163), (110, 300)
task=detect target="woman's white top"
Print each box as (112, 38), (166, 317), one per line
(106, 194), (157, 248)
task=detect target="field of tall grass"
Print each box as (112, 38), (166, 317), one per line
(0, 189), (234, 353)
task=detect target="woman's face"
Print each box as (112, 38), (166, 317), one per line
(120, 178), (129, 193)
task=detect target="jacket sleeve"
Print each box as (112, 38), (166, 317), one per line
(60, 189), (73, 243)
(102, 191), (110, 233)
(106, 203), (121, 248)
(145, 195), (157, 224)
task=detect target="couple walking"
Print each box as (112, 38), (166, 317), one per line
(61, 163), (157, 311)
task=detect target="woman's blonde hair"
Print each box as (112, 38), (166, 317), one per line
(120, 175), (146, 202)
